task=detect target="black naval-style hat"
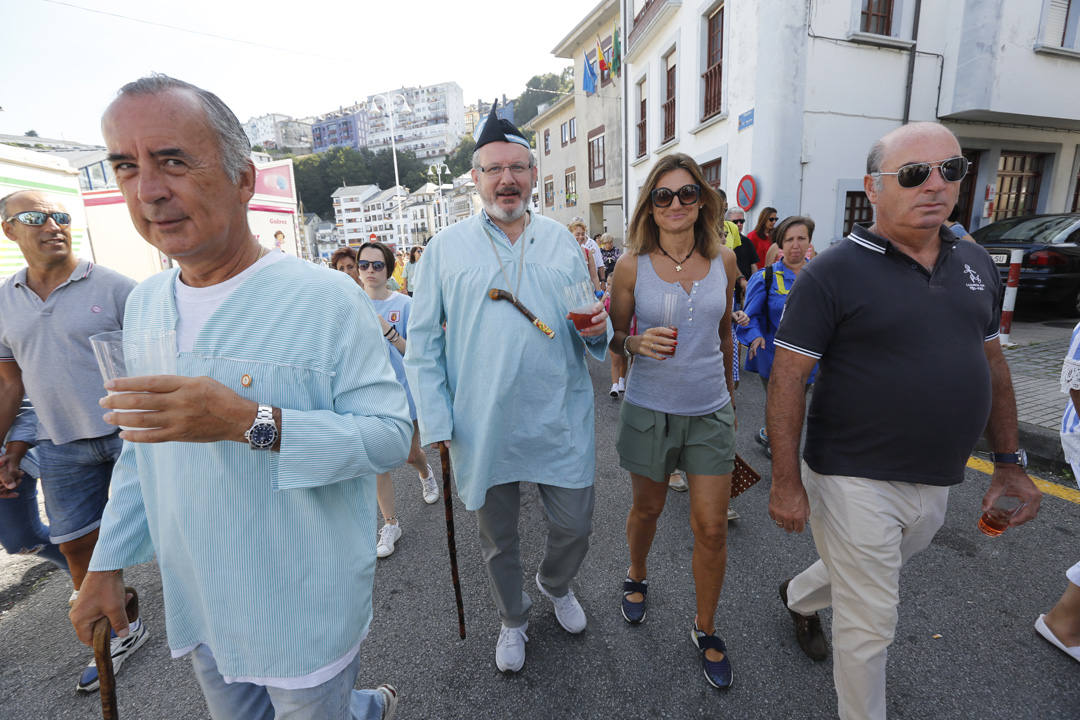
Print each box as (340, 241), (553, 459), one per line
(473, 99), (529, 151)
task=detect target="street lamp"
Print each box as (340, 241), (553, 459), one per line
(428, 162), (451, 234)
(368, 93), (412, 249)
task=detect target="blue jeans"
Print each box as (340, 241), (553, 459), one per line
(0, 446), (68, 571)
(190, 644), (387, 720)
(34, 434), (121, 543)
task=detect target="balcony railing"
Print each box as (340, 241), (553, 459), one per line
(702, 63), (722, 120)
(662, 97), (676, 143)
(636, 119), (647, 157)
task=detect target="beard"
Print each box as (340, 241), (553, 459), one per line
(482, 188), (528, 223)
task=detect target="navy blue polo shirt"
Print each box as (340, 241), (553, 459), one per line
(774, 224), (1001, 486)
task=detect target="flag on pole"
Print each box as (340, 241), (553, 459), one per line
(582, 52), (598, 93)
(595, 35), (608, 73)
(612, 23), (622, 77)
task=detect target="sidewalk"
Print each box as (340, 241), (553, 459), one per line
(997, 318), (1076, 467)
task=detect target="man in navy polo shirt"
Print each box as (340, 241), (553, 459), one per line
(0, 189), (148, 693)
(765, 123), (1041, 720)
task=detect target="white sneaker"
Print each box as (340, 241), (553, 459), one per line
(376, 522), (402, 558)
(419, 466), (439, 504)
(68, 589), (79, 607)
(617, 377), (626, 393)
(495, 621), (529, 672)
(609, 383), (620, 398)
(727, 507), (740, 521)
(535, 573), (587, 634)
(668, 473), (689, 492)
(76, 618), (149, 692)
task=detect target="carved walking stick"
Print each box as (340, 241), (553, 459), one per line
(92, 587), (140, 720)
(439, 444), (466, 639)
(488, 288), (555, 339)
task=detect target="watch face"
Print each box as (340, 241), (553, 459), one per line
(249, 422), (277, 448)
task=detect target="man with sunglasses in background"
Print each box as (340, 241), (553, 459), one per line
(0, 190), (149, 692)
(765, 122), (1041, 720)
(405, 102), (611, 674)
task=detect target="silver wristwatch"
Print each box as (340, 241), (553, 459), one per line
(244, 404), (278, 450)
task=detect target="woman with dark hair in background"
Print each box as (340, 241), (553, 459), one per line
(747, 207), (778, 263)
(609, 152), (739, 690)
(402, 245), (424, 296)
(333, 243), (439, 558)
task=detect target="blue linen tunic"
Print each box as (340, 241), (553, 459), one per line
(404, 211), (612, 511)
(88, 256), (413, 680)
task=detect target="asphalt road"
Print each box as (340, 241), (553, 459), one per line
(1, 356), (1078, 719)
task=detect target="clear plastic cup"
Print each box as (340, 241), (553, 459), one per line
(90, 330), (177, 431)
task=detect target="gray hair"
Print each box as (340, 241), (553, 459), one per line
(112, 74), (252, 182)
(725, 207), (744, 219)
(867, 139), (886, 191)
(471, 146), (537, 171)
(0, 190), (23, 221)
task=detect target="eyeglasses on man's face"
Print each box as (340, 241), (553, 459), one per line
(731, 218), (745, 225)
(477, 163), (532, 177)
(872, 156), (969, 189)
(4, 211), (71, 226)
(650, 184), (701, 208)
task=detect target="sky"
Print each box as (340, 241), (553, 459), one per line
(0, 0), (584, 145)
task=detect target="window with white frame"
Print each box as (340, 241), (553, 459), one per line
(662, 51), (677, 144)
(860, 0), (895, 36)
(589, 129), (606, 187)
(565, 169), (577, 207)
(636, 78), (648, 158)
(702, 3), (724, 120)
(1040, 0), (1080, 50)
(568, 117), (577, 142)
(561, 122), (569, 146)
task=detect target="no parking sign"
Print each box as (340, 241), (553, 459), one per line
(736, 175), (756, 211)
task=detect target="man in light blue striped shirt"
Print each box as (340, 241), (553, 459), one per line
(69, 75), (411, 720)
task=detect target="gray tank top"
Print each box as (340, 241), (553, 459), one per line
(625, 253), (731, 415)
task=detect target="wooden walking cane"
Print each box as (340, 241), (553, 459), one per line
(91, 587), (140, 720)
(439, 443), (466, 639)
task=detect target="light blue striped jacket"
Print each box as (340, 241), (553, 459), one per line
(89, 256), (413, 679)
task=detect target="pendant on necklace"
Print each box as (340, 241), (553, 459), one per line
(674, 264), (683, 272)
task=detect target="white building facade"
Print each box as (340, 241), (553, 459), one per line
(331, 184), (381, 246)
(243, 114), (313, 154)
(529, 0), (625, 241)
(366, 82), (467, 164)
(623, 0), (1080, 248)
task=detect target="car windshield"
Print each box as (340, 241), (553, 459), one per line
(974, 215), (1080, 244)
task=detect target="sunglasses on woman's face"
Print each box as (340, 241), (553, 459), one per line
(872, 156), (969, 188)
(357, 260), (385, 271)
(650, 183), (701, 208)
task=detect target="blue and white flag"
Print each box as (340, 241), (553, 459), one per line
(582, 52), (598, 94)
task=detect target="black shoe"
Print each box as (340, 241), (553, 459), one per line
(621, 576), (648, 624)
(691, 624), (733, 689)
(779, 578), (829, 661)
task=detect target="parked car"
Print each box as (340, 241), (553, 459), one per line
(972, 213), (1080, 315)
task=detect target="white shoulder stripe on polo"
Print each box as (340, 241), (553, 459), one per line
(848, 234), (886, 254)
(774, 339), (822, 359)
(984, 332), (1000, 342)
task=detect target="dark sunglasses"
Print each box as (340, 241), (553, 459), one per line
(651, 183), (701, 208)
(731, 219), (745, 225)
(873, 156), (969, 188)
(357, 260), (386, 271)
(4, 210), (71, 226)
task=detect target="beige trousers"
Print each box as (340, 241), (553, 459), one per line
(785, 462), (949, 720)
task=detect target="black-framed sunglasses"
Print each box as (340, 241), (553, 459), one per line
(4, 211), (71, 226)
(873, 156), (969, 188)
(731, 219), (745, 225)
(357, 260), (386, 271)
(651, 184), (701, 208)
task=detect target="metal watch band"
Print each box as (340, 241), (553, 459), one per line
(623, 335), (634, 357)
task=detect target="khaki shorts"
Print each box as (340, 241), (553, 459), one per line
(616, 400), (736, 482)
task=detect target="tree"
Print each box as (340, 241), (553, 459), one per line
(24, 130), (38, 137)
(512, 67), (573, 127)
(445, 136), (475, 177)
(291, 145), (429, 219)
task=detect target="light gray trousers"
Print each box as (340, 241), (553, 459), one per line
(475, 482), (595, 627)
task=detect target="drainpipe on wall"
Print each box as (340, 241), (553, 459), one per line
(902, 0), (923, 123)
(622, 0), (630, 243)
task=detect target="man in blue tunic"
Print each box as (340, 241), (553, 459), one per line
(69, 75), (411, 720)
(405, 104), (611, 673)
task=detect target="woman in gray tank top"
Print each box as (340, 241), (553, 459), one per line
(607, 153), (740, 690)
